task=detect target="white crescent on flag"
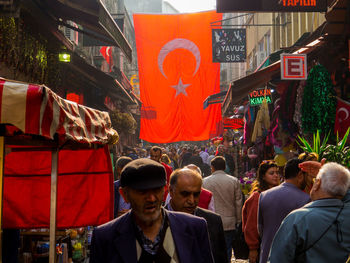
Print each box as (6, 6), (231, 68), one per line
(158, 38), (201, 79)
(338, 107), (349, 123)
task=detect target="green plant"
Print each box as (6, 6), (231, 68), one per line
(297, 130), (330, 161)
(323, 128), (350, 168)
(0, 16), (62, 87)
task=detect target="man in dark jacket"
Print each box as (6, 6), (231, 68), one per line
(167, 168), (227, 263)
(91, 158), (214, 263)
(114, 156), (133, 218)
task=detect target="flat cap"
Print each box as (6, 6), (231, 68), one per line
(120, 158), (166, 190)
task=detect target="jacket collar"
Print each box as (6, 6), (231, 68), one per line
(304, 198), (344, 208)
(281, 182), (301, 190)
(167, 210), (195, 263)
(112, 209), (196, 263)
(113, 211), (137, 263)
(343, 190), (350, 203)
(211, 170), (225, 176)
(194, 207), (203, 216)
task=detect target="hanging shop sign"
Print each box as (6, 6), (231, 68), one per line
(223, 118), (244, 129)
(212, 29), (246, 63)
(280, 53), (307, 80)
(249, 88), (273, 106)
(216, 0), (327, 12)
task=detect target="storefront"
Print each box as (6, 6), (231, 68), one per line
(222, 0), (350, 176)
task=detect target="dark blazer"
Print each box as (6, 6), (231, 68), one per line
(194, 207), (228, 263)
(90, 209), (214, 263)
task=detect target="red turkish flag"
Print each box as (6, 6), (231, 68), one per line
(100, 46), (113, 72)
(334, 97), (350, 138)
(134, 11), (223, 143)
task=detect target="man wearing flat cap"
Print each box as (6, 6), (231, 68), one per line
(90, 158), (214, 263)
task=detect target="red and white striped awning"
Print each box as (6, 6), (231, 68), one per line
(0, 78), (118, 145)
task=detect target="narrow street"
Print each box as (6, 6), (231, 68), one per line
(1, 0), (349, 262)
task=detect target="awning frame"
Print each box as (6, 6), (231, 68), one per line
(34, 0), (132, 62)
(66, 53), (137, 106)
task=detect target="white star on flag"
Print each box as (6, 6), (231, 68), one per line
(171, 78), (190, 97)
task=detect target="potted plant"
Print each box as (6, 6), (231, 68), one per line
(297, 128), (350, 168)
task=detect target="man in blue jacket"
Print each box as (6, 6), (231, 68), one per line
(258, 158), (310, 263)
(114, 156), (132, 218)
(91, 158), (214, 263)
(269, 162), (350, 263)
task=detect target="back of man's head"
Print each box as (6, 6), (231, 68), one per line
(317, 162), (350, 197)
(185, 164), (203, 177)
(116, 156), (133, 170)
(284, 158), (303, 179)
(115, 156), (133, 180)
(211, 156), (226, 171)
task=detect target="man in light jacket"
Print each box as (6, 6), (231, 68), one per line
(203, 156), (242, 262)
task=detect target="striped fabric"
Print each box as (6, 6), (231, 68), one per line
(0, 78), (118, 144)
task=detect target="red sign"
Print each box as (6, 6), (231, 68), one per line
(223, 118), (244, 129)
(280, 54), (307, 80)
(66, 92), (83, 104)
(217, 0), (327, 12)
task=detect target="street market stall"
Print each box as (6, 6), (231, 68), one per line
(0, 77), (118, 262)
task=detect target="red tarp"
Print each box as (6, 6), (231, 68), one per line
(0, 78), (116, 228)
(0, 78), (117, 145)
(3, 144), (113, 229)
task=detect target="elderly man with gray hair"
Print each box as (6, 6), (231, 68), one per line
(268, 162), (350, 263)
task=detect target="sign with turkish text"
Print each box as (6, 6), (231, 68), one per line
(280, 54), (307, 80)
(212, 29), (246, 63)
(216, 0), (327, 12)
(249, 88), (273, 106)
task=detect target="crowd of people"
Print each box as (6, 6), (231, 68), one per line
(120, 144), (236, 178)
(90, 143), (350, 263)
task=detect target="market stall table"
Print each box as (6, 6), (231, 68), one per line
(0, 78), (118, 263)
